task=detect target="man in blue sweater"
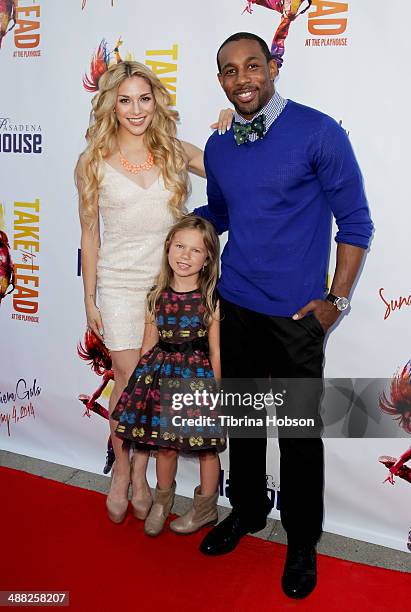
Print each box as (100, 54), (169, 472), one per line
(195, 32), (373, 599)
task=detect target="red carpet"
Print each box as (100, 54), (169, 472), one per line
(0, 466), (409, 612)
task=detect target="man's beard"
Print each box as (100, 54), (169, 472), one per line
(231, 92), (265, 119)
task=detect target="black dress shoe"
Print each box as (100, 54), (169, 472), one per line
(199, 511), (266, 556)
(281, 544), (317, 599)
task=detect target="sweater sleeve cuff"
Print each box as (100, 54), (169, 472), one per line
(334, 234), (372, 250)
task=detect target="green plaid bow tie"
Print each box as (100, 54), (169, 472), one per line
(233, 114), (266, 145)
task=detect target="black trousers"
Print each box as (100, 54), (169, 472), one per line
(220, 295), (325, 547)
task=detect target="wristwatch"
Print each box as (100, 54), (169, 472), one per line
(326, 293), (350, 312)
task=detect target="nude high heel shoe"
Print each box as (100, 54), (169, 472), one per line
(169, 485), (218, 535)
(130, 453), (153, 520)
(106, 462), (129, 523)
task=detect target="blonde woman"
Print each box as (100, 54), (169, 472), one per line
(76, 61), (232, 523)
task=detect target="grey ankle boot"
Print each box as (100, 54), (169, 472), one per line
(144, 481), (176, 537)
(169, 485), (218, 535)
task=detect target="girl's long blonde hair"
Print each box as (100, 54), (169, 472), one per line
(76, 61), (190, 227)
(148, 216), (220, 326)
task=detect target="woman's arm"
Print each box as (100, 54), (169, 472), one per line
(141, 308), (159, 356)
(76, 155), (104, 341)
(208, 302), (221, 382)
(181, 141), (205, 178)
(180, 109), (235, 178)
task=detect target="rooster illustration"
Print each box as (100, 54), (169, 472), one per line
(83, 37), (129, 92)
(77, 329), (115, 473)
(243, 0), (312, 67)
(0, 0), (16, 49)
(378, 360), (411, 486)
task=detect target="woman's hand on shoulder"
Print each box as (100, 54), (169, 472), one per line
(210, 108), (234, 135)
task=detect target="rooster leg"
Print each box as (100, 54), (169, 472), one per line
(103, 436), (115, 474)
(83, 372), (113, 417)
(390, 446), (411, 475)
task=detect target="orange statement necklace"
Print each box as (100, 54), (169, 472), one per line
(119, 148), (154, 174)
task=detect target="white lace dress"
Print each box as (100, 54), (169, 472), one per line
(97, 162), (175, 351)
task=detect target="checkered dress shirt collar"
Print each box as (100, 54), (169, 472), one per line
(233, 91), (287, 141)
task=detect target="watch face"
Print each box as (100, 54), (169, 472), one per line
(336, 297), (349, 311)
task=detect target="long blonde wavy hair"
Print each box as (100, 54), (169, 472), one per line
(76, 61), (190, 227)
(147, 216), (220, 326)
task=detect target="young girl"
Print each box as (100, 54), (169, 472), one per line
(111, 216), (226, 536)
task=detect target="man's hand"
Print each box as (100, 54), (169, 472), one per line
(292, 299), (340, 333)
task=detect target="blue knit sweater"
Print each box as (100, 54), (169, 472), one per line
(195, 100), (373, 317)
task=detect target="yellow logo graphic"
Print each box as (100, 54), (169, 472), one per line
(12, 199), (40, 321)
(146, 45), (178, 106)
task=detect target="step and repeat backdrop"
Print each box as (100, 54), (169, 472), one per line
(1, 1), (410, 552)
